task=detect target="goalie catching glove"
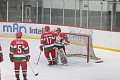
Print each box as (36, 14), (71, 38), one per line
(59, 38), (70, 44)
(60, 39), (63, 42)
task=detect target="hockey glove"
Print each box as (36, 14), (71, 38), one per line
(9, 54), (13, 62)
(26, 55), (30, 62)
(67, 41), (70, 43)
(0, 56), (3, 62)
(60, 39), (63, 42)
(10, 57), (13, 62)
(39, 46), (43, 51)
(9, 53), (13, 62)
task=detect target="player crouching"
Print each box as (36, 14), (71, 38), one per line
(9, 31), (30, 80)
(54, 27), (70, 66)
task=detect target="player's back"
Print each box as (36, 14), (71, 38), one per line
(10, 38), (29, 62)
(10, 39), (28, 54)
(43, 31), (55, 37)
(41, 32), (56, 45)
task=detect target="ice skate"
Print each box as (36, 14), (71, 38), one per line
(52, 60), (57, 65)
(24, 78), (28, 80)
(47, 61), (52, 66)
(16, 78), (20, 80)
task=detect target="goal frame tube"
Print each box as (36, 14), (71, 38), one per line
(66, 33), (90, 63)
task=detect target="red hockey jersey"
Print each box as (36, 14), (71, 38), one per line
(40, 32), (56, 51)
(54, 32), (69, 49)
(9, 39), (29, 62)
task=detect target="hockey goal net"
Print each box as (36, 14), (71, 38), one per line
(65, 33), (100, 63)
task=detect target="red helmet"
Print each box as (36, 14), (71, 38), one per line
(44, 26), (50, 32)
(16, 31), (22, 38)
(56, 27), (61, 32)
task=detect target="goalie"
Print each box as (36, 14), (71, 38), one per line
(54, 27), (70, 65)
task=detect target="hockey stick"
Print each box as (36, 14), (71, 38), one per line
(23, 52), (38, 76)
(28, 61), (38, 76)
(36, 51), (42, 65)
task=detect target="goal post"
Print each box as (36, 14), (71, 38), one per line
(65, 33), (100, 63)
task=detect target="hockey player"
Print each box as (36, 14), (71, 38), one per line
(55, 27), (70, 51)
(54, 27), (70, 65)
(39, 26), (57, 65)
(0, 44), (3, 62)
(9, 31), (30, 80)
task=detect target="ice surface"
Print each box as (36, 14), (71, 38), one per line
(0, 38), (120, 80)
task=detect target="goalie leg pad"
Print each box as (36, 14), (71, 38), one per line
(58, 49), (68, 65)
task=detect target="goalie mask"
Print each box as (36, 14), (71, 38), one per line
(56, 27), (61, 34)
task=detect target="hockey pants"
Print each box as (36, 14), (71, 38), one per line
(44, 49), (56, 64)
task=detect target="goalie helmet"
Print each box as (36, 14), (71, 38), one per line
(44, 26), (50, 32)
(56, 27), (61, 32)
(16, 31), (22, 38)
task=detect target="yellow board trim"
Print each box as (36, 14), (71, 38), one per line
(1, 35), (120, 52)
(93, 45), (120, 52)
(0, 35), (40, 40)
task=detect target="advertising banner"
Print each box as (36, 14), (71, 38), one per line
(0, 22), (69, 38)
(0, 22), (120, 52)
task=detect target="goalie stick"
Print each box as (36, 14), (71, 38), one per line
(95, 59), (103, 63)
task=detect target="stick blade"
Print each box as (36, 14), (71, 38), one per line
(35, 73), (38, 76)
(34, 62), (38, 65)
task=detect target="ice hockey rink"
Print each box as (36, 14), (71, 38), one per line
(0, 38), (120, 80)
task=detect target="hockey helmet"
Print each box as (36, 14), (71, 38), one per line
(44, 26), (50, 32)
(16, 31), (22, 38)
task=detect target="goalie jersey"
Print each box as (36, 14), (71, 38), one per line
(54, 32), (69, 49)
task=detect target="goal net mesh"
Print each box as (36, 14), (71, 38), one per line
(65, 33), (100, 62)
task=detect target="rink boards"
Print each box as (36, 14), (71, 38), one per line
(0, 22), (120, 52)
